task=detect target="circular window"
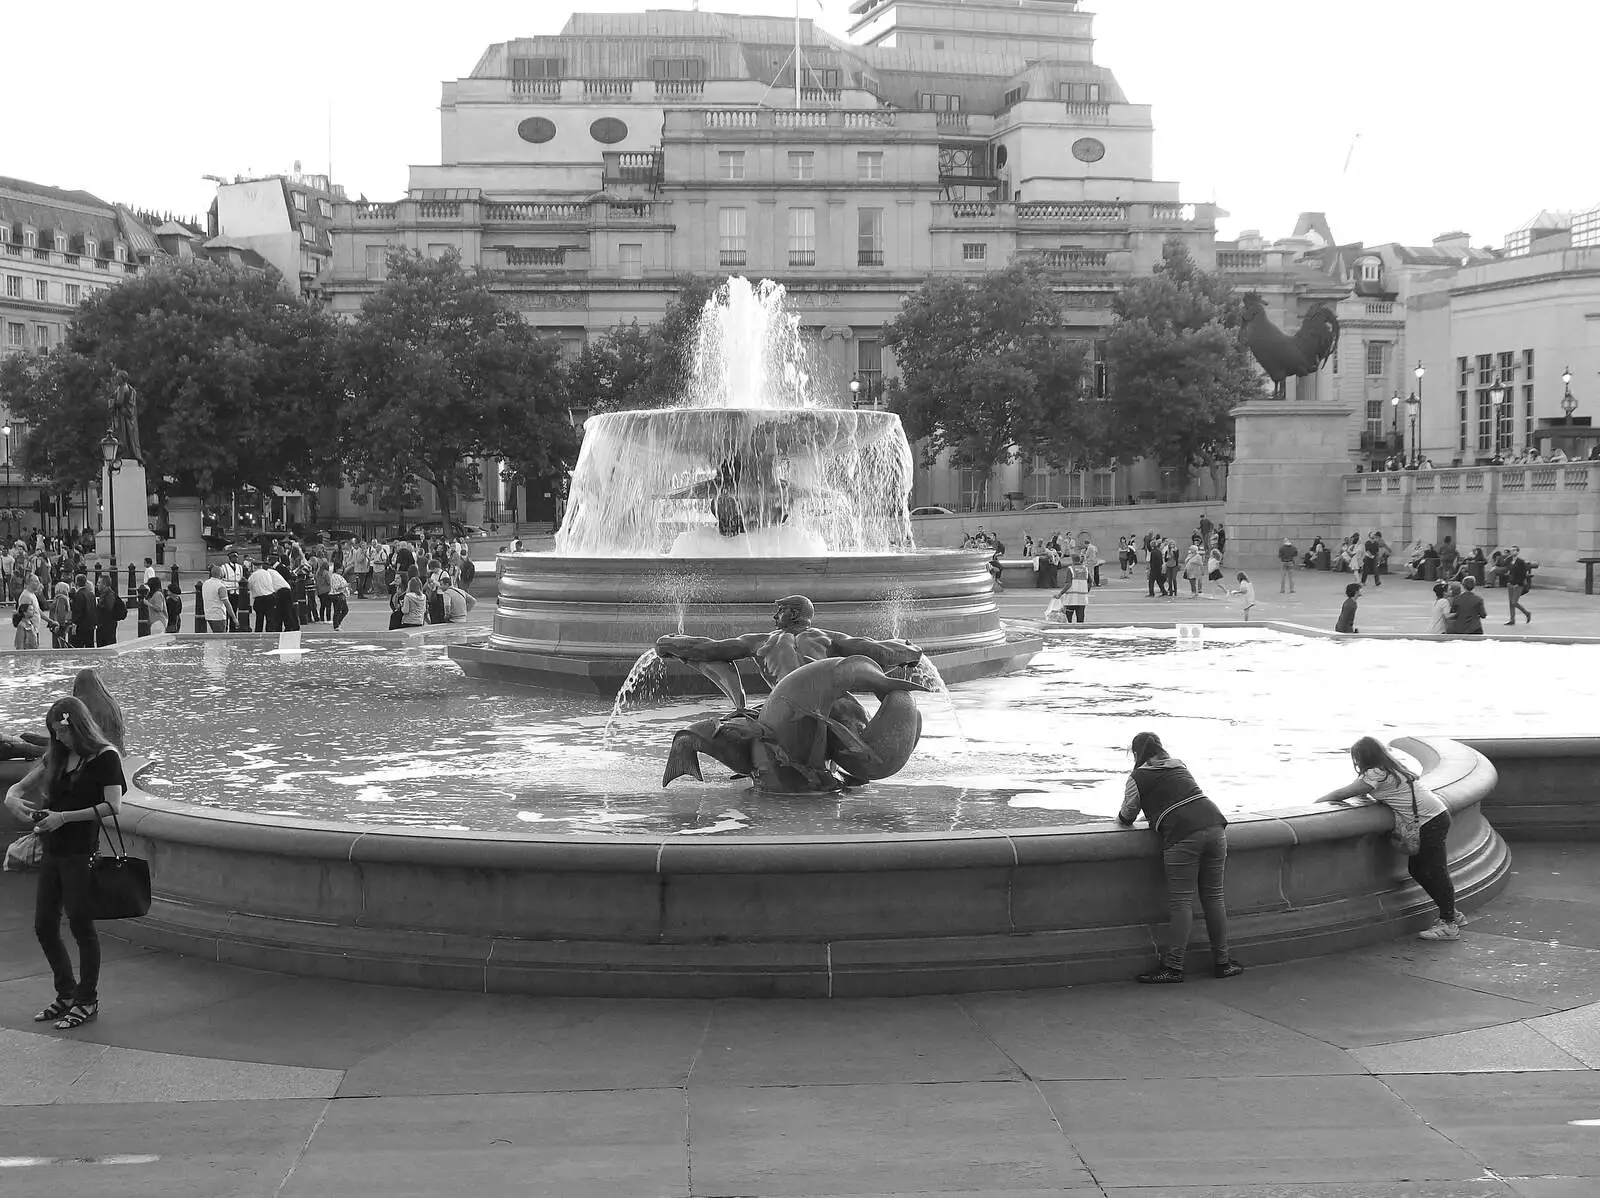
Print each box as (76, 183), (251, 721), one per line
(994, 144), (1008, 169)
(589, 117), (628, 145)
(517, 117), (556, 144)
(1071, 137), (1106, 163)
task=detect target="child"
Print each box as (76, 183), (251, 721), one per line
(1335, 582), (1361, 633)
(1206, 547), (1227, 596)
(1230, 571), (1256, 620)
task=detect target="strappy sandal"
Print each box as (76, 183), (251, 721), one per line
(53, 1002), (98, 1030)
(33, 997), (73, 1023)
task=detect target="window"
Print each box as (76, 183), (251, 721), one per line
(718, 151), (745, 181)
(53, 233), (66, 252)
(958, 469), (988, 510)
(84, 238), (97, 258)
(22, 228), (36, 248)
(0, 226), (7, 243)
(64, 284), (80, 305)
(649, 57), (704, 80)
(1497, 349), (1515, 384)
(918, 92), (961, 111)
(34, 280), (49, 302)
(1523, 384), (1535, 448)
(426, 243), (452, 259)
(292, 192), (308, 211)
(857, 208), (884, 266)
(1523, 348), (1534, 381)
(1358, 258), (1381, 283)
(364, 245), (388, 281)
(788, 208), (815, 267)
(1331, 346), (1339, 374)
(1365, 341), (1387, 376)
(4, 276), (20, 299)
(961, 242), (987, 262)
(619, 243), (643, 278)
(1477, 353), (1494, 386)
(718, 207), (746, 267)
(300, 223), (317, 243)
(1457, 390), (1468, 452)
(1002, 85), (1028, 107)
(1475, 388), (1492, 452)
(510, 56), (565, 79)
(1058, 82), (1102, 103)
(857, 338), (882, 405)
(33, 324), (49, 348)
(933, 39), (945, 51)
(1364, 399), (1384, 438)
(5, 323), (22, 348)
(318, 199), (333, 218)
(857, 152), (883, 182)
(788, 151), (814, 181)
(114, 242), (125, 262)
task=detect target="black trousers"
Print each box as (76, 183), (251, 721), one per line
(254, 594), (280, 632)
(1409, 812), (1457, 922)
(229, 592), (250, 632)
(331, 595), (349, 630)
(277, 589), (300, 631)
(1360, 559), (1382, 586)
(36, 853), (99, 1004)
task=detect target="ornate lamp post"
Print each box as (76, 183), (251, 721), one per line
(1389, 391), (1401, 459)
(1488, 377), (1508, 454)
(1561, 366), (1577, 423)
(100, 431), (121, 579)
(1412, 361), (1425, 466)
(848, 376), (861, 408)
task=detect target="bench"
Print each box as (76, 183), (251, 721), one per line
(1580, 557), (1600, 595)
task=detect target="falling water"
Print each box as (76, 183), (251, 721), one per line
(872, 581), (918, 641)
(684, 277), (816, 411)
(602, 649), (666, 743)
(906, 655), (966, 754)
(658, 570), (714, 634)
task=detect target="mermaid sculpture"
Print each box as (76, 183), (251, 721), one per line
(654, 595), (927, 793)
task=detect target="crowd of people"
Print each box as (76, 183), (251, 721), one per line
(1373, 443), (1600, 472)
(0, 531), (482, 648)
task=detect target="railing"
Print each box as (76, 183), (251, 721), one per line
(1440, 472), (1460, 493)
(416, 202), (460, 220)
(842, 110), (895, 128)
(702, 109), (758, 128)
(1565, 466), (1591, 490)
(582, 78), (635, 98)
(354, 203), (397, 221)
(775, 110), (828, 128)
(719, 249), (746, 267)
(603, 151), (662, 184)
(935, 111), (970, 130)
(2, 244), (18, 256)
(1465, 470), (1484, 492)
(32, 248), (50, 261)
(798, 88), (841, 104)
(606, 201), (652, 220)
(505, 247), (567, 267)
(653, 79), (703, 98)
(1502, 469), (1524, 491)
(1531, 467), (1558, 491)
(857, 250), (884, 266)
(691, 108), (894, 130)
(1415, 472), (1434, 491)
(949, 202), (996, 219)
(1149, 203), (1197, 223)
(485, 202), (587, 222)
(1037, 249), (1110, 269)
(1216, 250), (1266, 271)
(1062, 102), (1111, 118)
(1386, 475), (1402, 492)
(1365, 301), (1395, 315)
(788, 250), (816, 267)
(511, 78), (561, 98)
(1015, 202), (1127, 222)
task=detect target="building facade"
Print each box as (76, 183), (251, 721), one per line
(325, 0), (1343, 522)
(208, 172), (344, 298)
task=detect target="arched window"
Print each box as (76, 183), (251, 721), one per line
(1358, 257), (1382, 284)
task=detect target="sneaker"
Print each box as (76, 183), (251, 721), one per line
(1136, 965), (1185, 984)
(1417, 920), (1460, 941)
(1213, 959), (1245, 979)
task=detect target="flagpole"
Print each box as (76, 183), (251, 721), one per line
(794, 0), (802, 108)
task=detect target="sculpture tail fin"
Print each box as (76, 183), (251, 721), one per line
(662, 734), (705, 787)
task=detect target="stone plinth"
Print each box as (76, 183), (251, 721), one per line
(1225, 401), (1355, 572)
(95, 459), (156, 575)
(166, 496), (208, 581)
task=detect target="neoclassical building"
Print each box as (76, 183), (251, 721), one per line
(324, 0), (1335, 522)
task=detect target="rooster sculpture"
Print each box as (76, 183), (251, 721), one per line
(1240, 292), (1340, 399)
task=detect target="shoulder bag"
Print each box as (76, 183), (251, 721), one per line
(1389, 781), (1423, 855)
(87, 806), (152, 920)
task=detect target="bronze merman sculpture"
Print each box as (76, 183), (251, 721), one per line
(655, 595), (927, 793)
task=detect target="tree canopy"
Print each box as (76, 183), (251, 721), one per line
(2, 258), (342, 497)
(880, 262), (1091, 479)
(338, 249), (574, 533)
(1101, 239), (1258, 479)
(564, 277), (719, 413)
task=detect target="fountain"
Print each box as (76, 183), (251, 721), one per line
(448, 277), (1040, 695)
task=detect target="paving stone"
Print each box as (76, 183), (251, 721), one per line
(1507, 1179), (1600, 1198)
(60, 1045), (342, 1103)
(1522, 1002), (1600, 1068)
(689, 996), (1021, 1087)
(0, 1025), (108, 1104)
(1335, 933), (1600, 1008)
(1380, 1072), (1600, 1181)
(1038, 1074), (1481, 1188)
(1352, 1021), (1587, 1073)
(1101, 1184), (1515, 1197)
(689, 1080), (1094, 1196)
(1203, 958), (1553, 1047)
(1468, 897), (1600, 952)
(0, 927), (153, 984)
(280, 1089), (687, 1198)
(959, 986), (1359, 1079)
(338, 995), (712, 1097)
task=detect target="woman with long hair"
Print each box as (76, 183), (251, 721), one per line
(398, 577), (427, 627)
(2, 696), (128, 1029)
(1315, 736), (1460, 940)
(1117, 731), (1242, 983)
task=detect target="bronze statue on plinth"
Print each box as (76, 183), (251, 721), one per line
(1240, 292), (1340, 400)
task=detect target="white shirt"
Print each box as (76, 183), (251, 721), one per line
(200, 577), (230, 620)
(329, 572), (350, 597)
(443, 585), (475, 622)
(1358, 766), (1447, 835)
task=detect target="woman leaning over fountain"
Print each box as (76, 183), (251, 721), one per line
(3, 697), (128, 1029)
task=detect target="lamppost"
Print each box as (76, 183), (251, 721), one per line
(1389, 391), (1401, 461)
(1488, 377), (1508, 455)
(848, 376), (861, 408)
(1412, 361), (1425, 466)
(100, 430), (121, 580)
(1, 424), (9, 538)
(1561, 366), (1577, 423)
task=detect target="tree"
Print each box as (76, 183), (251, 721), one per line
(880, 262), (1091, 496)
(338, 250), (575, 534)
(4, 259), (343, 500)
(1101, 239), (1259, 484)
(564, 276), (720, 414)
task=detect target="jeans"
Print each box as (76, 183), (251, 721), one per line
(1279, 562), (1295, 592)
(1409, 812), (1457, 923)
(331, 595), (349, 630)
(1160, 826), (1230, 970)
(35, 853), (99, 1004)
(1360, 559), (1381, 586)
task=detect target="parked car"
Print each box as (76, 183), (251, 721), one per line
(910, 506), (955, 516)
(411, 520), (491, 539)
(1024, 501), (1067, 511)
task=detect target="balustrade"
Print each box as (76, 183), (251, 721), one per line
(1365, 301), (1394, 315)
(842, 110), (895, 128)
(702, 109), (758, 128)
(607, 201), (652, 220)
(1440, 472), (1460, 493)
(511, 78), (561, 98)
(1038, 249), (1110, 269)
(949, 202), (995, 219)
(775, 110), (827, 128)
(1465, 470), (1484, 492)
(505, 247), (568, 267)
(1502, 469), (1524, 491)
(935, 112), (970, 130)
(354, 203), (397, 221)
(653, 79), (704, 97)
(582, 78), (636, 98)
(1016, 202), (1126, 222)
(1530, 468), (1558, 491)
(1216, 250), (1265, 271)
(798, 88), (841, 103)
(1149, 203), (1196, 223)
(416, 202), (460, 220)
(1564, 466), (1591, 491)
(485, 201), (588, 222)
(1062, 102), (1110, 118)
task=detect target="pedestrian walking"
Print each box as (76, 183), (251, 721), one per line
(1504, 547), (1532, 625)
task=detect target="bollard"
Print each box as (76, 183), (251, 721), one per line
(170, 564), (180, 591)
(126, 562), (137, 600)
(194, 581), (205, 633)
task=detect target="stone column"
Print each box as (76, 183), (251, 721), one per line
(1224, 401), (1355, 572)
(165, 495), (207, 581)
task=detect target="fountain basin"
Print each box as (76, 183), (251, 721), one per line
(109, 735), (1506, 997)
(450, 550), (1039, 694)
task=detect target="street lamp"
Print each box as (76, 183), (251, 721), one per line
(1562, 366), (1577, 422)
(1389, 391), (1401, 459)
(99, 430), (121, 580)
(1, 424), (9, 538)
(1411, 361), (1425, 466)
(848, 376), (861, 408)
(1488, 377), (1509, 453)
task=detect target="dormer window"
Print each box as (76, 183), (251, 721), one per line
(1358, 257), (1382, 284)
(114, 242), (126, 262)
(85, 237), (97, 258)
(54, 233), (66, 252)
(292, 192), (308, 211)
(22, 228), (36, 247)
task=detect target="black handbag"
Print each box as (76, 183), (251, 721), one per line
(87, 807), (152, 920)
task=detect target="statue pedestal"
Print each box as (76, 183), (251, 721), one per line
(1224, 401), (1354, 572)
(95, 460), (156, 579)
(166, 496), (208, 583)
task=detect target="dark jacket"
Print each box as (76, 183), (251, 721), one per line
(1451, 590), (1487, 635)
(1118, 756), (1226, 848)
(1335, 597), (1358, 633)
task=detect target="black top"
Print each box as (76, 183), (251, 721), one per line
(41, 747), (127, 856)
(1336, 597), (1358, 633)
(1507, 556), (1530, 586)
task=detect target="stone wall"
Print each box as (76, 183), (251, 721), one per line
(911, 500), (1224, 551)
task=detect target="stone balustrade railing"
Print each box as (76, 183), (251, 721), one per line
(1343, 463), (1596, 495)
(695, 108), (897, 130)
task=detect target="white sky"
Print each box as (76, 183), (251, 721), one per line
(9, 0), (1597, 250)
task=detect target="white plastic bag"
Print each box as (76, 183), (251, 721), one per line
(3, 830), (43, 872)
